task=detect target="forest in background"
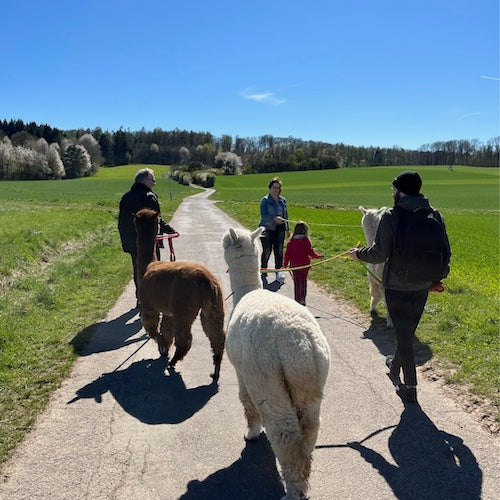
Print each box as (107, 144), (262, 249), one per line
(0, 118), (498, 181)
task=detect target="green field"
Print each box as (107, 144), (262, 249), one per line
(212, 166), (499, 212)
(211, 166), (499, 419)
(0, 165), (498, 466)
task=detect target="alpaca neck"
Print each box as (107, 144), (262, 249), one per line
(228, 256), (262, 307)
(136, 237), (157, 283)
(232, 284), (260, 306)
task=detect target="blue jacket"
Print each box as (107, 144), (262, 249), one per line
(259, 194), (289, 231)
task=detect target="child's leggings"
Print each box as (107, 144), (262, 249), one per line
(292, 268), (310, 304)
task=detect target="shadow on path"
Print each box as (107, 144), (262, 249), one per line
(362, 316), (432, 367)
(70, 308), (145, 356)
(179, 434), (284, 500)
(262, 279), (284, 292)
(68, 358), (218, 424)
(318, 404), (482, 499)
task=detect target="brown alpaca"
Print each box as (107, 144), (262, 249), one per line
(134, 208), (225, 381)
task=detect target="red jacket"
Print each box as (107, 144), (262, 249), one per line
(284, 236), (322, 268)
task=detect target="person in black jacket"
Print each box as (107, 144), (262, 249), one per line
(118, 168), (175, 307)
(349, 171), (451, 403)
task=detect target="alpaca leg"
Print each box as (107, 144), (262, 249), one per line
(200, 307), (225, 381)
(249, 373), (311, 499)
(235, 372), (263, 441)
(140, 306), (161, 343)
(158, 313), (175, 358)
(169, 318), (194, 367)
(264, 411), (311, 500)
(368, 275), (383, 315)
(386, 308), (393, 328)
(298, 399), (322, 456)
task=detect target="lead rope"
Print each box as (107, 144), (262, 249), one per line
(168, 237), (176, 261)
(156, 232), (180, 262)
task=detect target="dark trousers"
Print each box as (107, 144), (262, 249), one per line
(292, 268), (309, 304)
(384, 288), (429, 387)
(129, 249), (139, 300)
(260, 228), (286, 270)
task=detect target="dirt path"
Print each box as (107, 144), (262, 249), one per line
(0, 189), (497, 499)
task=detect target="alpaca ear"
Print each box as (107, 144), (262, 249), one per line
(359, 206), (367, 214)
(229, 228), (238, 242)
(251, 227), (264, 241)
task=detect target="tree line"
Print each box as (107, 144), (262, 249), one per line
(0, 118), (498, 181)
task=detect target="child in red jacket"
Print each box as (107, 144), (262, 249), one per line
(283, 221), (323, 305)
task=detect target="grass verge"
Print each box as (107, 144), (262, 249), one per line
(0, 167), (192, 466)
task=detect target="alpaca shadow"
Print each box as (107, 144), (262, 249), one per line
(346, 404), (482, 499)
(179, 435), (285, 499)
(68, 358), (218, 424)
(362, 317), (432, 367)
(70, 309), (145, 356)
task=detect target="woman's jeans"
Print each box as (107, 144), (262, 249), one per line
(260, 228), (286, 271)
(384, 288), (429, 387)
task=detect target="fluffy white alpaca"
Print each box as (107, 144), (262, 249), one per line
(223, 226), (330, 500)
(359, 206), (393, 328)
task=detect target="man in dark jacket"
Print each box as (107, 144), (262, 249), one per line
(349, 171), (451, 403)
(118, 168), (175, 307)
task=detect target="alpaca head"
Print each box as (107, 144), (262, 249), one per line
(223, 226), (263, 267)
(222, 227), (264, 299)
(359, 206), (387, 245)
(134, 208), (159, 256)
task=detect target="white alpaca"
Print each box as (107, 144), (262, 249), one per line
(359, 206), (393, 328)
(223, 226), (330, 500)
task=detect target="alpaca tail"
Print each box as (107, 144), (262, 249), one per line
(200, 278), (226, 381)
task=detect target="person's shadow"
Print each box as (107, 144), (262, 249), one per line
(70, 308), (145, 356)
(346, 403), (482, 499)
(179, 434), (285, 499)
(362, 317), (432, 367)
(262, 276), (284, 292)
(68, 357), (218, 424)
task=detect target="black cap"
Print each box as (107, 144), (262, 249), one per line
(392, 171), (422, 195)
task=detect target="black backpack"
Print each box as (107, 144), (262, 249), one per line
(391, 206), (450, 282)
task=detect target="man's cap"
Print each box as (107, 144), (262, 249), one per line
(392, 170), (422, 195)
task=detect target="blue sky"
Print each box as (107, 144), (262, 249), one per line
(1, 0), (498, 149)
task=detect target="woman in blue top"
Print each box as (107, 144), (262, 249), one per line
(259, 177), (289, 283)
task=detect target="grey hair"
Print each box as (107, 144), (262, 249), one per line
(135, 168), (155, 183)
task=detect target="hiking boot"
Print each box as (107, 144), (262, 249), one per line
(396, 384), (417, 403)
(385, 356), (401, 386)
